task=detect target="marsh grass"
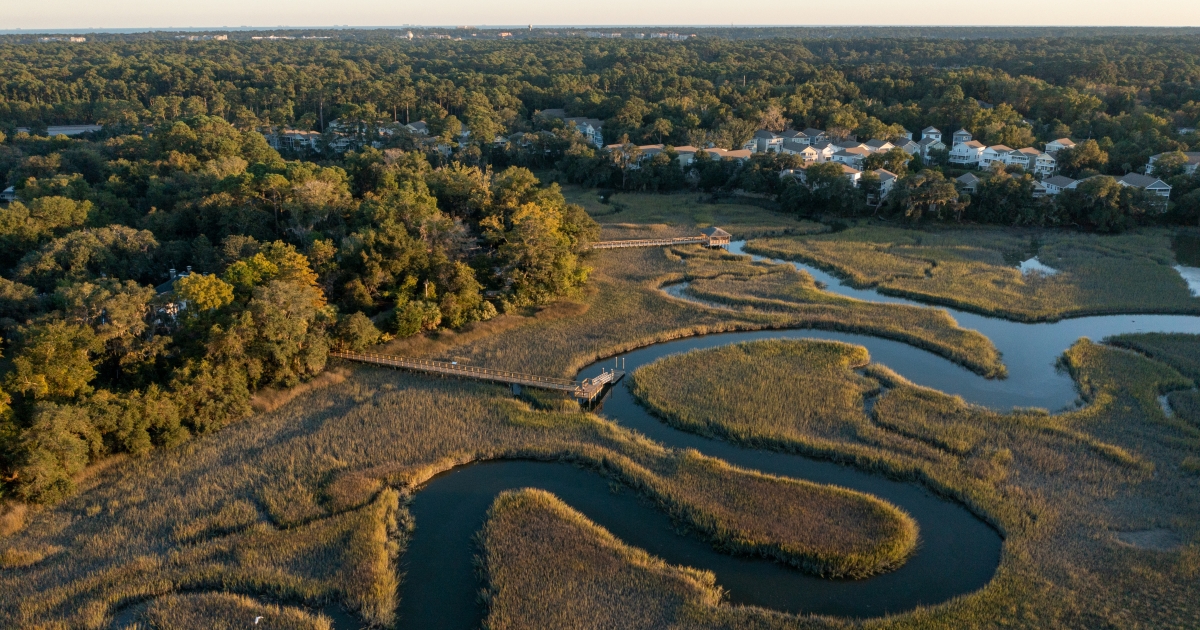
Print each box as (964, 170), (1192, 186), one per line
(479, 488), (725, 630)
(123, 592), (332, 630)
(0, 364), (918, 625)
(599, 337), (1200, 627)
(562, 186), (826, 241)
(746, 225), (1200, 321)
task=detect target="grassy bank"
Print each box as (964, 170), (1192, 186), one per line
(479, 488), (727, 630)
(561, 186), (825, 240)
(745, 225), (1200, 321)
(120, 593), (333, 630)
(603, 337), (1200, 627)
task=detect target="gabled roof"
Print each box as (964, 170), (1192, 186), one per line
(835, 148), (871, 157)
(875, 168), (898, 181)
(865, 139), (893, 149)
(1043, 175), (1077, 188)
(671, 145), (700, 154)
(954, 140), (985, 150)
(1119, 173), (1171, 189)
(802, 128), (825, 137)
(778, 130), (805, 139)
(1049, 137), (1076, 146)
(922, 126), (941, 133)
(954, 128), (970, 135)
(700, 226), (731, 238)
(986, 144), (1014, 153)
(1016, 147), (1042, 156)
(1152, 151), (1200, 165)
(918, 137), (944, 146)
(838, 164), (862, 175)
(754, 129), (779, 139)
(957, 173), (980, 184)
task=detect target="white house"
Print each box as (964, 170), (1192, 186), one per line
(562, 117), (605, 148)
(896, 127), (913, 141)
(1042, 175), (1077, 195)
(1030, 151), (1057, 177)
(875, 169), (898, 198)
(1117, 173), (1172, 198)
(780, 162), (861, 186)
(810, 141), (839, 162)
(832, 147), (871, 169)
(979, 145), (1014, 170)
(1148, 152), (1200, 176)
(921, 126), (943, 142)
(951, 129), (973, 145)
(781, 140), (821, 162)
(404, 121), (431, 136)
(948, 140), (985, 167)
(1044, 138), (1077, 154)
(1, 186), (16, 203)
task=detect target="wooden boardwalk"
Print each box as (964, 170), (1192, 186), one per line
(590, 236), (708, 250)
(329, 351), (624, 403)
(589, 227), (731, 250)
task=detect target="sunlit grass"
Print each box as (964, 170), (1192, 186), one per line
(746, 225), (1200, 321)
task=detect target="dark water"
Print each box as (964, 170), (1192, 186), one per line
(391, 240), (1200, 629)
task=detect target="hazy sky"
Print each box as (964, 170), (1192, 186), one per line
(6, 0), (1200, 30)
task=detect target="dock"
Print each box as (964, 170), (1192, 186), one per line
(328, 351), (625, 404)
(589, 226), (731, 250)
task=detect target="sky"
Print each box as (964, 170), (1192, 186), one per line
(4, 0), (1200, 30)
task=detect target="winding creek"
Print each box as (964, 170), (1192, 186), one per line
(393, 241), (1200, 629)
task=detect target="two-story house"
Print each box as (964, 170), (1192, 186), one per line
(917, 136), (947, 161)
(979, 145), (1014, 169)
(750, 130), (784, 153)
(921, 126), (943, 142)
(832, 147), (871, 169)
(951, 129), (973, 145)
(948, 140), (985, 167)
(1148, 152), (1200, 176)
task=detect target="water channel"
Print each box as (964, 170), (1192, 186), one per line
(394, 240), (1200, 629)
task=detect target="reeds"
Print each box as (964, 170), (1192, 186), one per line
(747, 225), (1200, 322)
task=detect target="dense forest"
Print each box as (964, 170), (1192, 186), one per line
(2, 32), (1200, 503)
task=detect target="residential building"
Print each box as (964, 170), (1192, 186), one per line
(672, 145), (701, 166)
(1148, 152), (1200, 176)
(832, 147), (871, 169)
(781, 140), (821, 162)
(917, 137), (946, 160)
(1044, 138), (1077, 154)
(562, 117), (605, 148)
(948, 140), (985, 166)
(780, 163), (861, 186)
(1117, 173), (1172, 199)
(979, 145), (1015, 170)
(751, 130), (784, 153)
(896, 127), (913, 141)
(1030, 151), (1057, 177)
(810, 141), (839, 162)
(405, 121), (431, 136)
(701, 148), (752, 162)
(1, 186), (16, 203)
(951, 129), (973, 145)
(801, 128), (826, 145)
(864, 139), (895, 153)
(896, 139), (921, 155)
(921, 126), (943, 142)
(1031, 181), (1049, 199)
(956, 173), (980, 194)
(875, 169), (898, 198)
(1042, 175), (1077, 195)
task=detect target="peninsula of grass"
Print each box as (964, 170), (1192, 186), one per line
(745, 225), (1200, 322)
(122, 593), (333, 630)
(479, 488), (726, 630)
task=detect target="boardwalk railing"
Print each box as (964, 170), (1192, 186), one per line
(329, 351), (622, 402)
(589, 236), (708, 250)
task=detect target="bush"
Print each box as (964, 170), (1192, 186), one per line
(337, 312), (382, 351)
(392, 299), (442, 338)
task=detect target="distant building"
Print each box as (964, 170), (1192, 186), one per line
(1, 186), (17, 203)
(921, 126), (943, 142)
(1117, 173), (1172, 199)
(1044, 138), (1077, 154)
(538, 109), (604, 148)
(750, 129), (784, 154)
(700, 227), (731, 247)
(956, 173), (980, 194)
(948, 140), (985, 167)
(1042, 175), (1078, 195)
(1148, 151), (1200, 176)
(951, 129), (973, 145)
